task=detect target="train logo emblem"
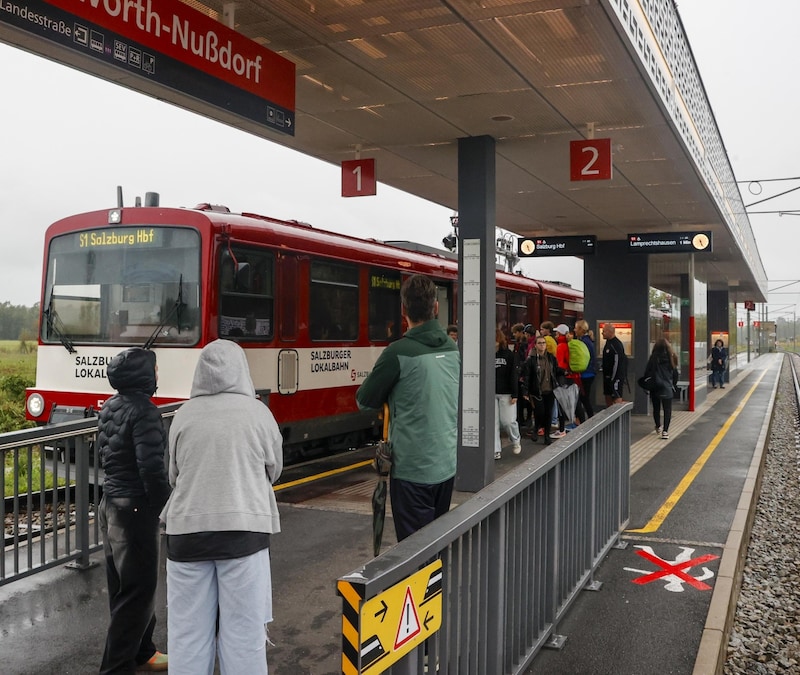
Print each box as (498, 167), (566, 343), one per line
(624, 545), (719, 592)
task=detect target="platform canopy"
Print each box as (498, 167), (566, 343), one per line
(0, 0), (767, 301)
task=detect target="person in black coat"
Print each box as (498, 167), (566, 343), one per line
(522, 335), (565, 445)
(642, 338), (679, 440)
(97, 347), (171, 673)
(710, 339), (728, 389)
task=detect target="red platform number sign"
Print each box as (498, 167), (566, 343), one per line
(341, 158), (377, 197)
(570, 138), (612, 181)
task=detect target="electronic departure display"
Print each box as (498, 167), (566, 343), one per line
(517, 235), (596, 257)
(628, 231), (713, 253)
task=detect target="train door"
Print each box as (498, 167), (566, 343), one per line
(278, 254), (299, 395)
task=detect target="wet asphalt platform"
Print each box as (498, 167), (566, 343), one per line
(0, 354), (781, 675)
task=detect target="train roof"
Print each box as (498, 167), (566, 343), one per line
(45, 203), (583, 301)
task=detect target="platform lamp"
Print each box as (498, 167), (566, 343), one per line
(442, 214), (459, 252)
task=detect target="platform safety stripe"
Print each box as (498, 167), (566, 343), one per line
(338, 579), (364, 674)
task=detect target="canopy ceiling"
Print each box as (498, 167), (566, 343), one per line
(1, 0), (767, 301)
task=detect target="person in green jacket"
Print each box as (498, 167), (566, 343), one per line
(356, 274), (460, 541)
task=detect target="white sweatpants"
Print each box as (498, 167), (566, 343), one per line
(494, 394), (521, 454)
(167, 547), (273, 675)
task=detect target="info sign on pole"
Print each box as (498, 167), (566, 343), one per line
(338, 559), (443, 674)
(2, 0), (296, 135)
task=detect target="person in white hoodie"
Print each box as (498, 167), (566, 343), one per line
(161, 339), (282, 675)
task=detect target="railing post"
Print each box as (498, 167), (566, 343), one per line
(66, 434), (97, 571)
(486, 507), (506, 673)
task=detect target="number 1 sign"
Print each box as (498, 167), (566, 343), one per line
(341, 158), (377, 197)
(569, 138), (612, 181)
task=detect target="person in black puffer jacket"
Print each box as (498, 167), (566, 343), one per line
(97, 347), (171, 673)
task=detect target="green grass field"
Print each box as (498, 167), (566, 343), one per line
(0, 340), (37, 433)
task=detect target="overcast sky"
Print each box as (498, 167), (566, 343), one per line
(1, 1), (798, 314)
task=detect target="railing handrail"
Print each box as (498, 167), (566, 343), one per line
(0, 402), (184, 451)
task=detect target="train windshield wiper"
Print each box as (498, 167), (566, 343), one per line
(43, 286), (76, 354)
(144, 275), (186, 350)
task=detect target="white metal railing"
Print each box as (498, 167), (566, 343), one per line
(338, 403), (631, 674)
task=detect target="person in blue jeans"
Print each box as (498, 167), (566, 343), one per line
(710, 339), (727, 389)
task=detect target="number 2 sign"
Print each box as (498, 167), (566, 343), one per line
(341, 158), (377, 197)
(569, 138), (612, 181)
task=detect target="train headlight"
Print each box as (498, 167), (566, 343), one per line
(27, 393), (45, 418)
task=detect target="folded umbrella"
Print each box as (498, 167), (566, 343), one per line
(372, 403), (391, 557)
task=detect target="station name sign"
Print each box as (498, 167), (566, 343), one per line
(628, 231), (712, 254)
(1, 0), (295, 135)
(518, 235), (596, 257)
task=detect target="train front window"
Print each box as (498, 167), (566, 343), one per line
(42, 227), (201, 346)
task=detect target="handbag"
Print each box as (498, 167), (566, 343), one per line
(637, 375), (656, 392)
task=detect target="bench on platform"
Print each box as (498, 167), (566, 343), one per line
(675, 381), (689, 402)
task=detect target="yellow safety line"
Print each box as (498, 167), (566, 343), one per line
(274, 459), (373, 491)
(626, 369), (768, 534)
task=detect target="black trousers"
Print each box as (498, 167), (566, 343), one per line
(99, 495), (160, 674)
(579, 376), (595, 418)
(532, 391), (557, 442)
(650, 393), (673, 432)
(390, 476), (455, 542)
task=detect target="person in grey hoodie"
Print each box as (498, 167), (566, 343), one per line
(161, 339), (282, 675)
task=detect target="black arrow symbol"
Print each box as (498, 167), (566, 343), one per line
(424, 612), (434, 630)
(374, 600), (388, 622)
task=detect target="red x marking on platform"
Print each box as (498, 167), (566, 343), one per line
(631, 549), (719, 590)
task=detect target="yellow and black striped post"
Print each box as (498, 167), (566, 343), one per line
(338, 578), (365, 674)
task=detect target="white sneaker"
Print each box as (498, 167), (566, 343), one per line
(512, 444), (522, 455)
(655, 426), (662, 435)
(661, 430), (669, 440)
(494, 451), (502, 460)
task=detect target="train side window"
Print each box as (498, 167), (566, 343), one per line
(218, 246), (274, 340)
(495, 290), (509, 332)
(436, 284), (451, 329)
(368, 270), (401, 341)
(309, 260), (359, 341)
(547, 297), (564, 322)
(509, 291), (527, 328)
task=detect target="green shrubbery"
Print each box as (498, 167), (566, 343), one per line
(0, 341), (36, 434)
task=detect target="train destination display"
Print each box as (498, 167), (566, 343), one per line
(628, 231), (713, 253)
(517, 235), (596, 257)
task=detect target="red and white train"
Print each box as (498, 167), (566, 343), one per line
(25, 196), (583, 462)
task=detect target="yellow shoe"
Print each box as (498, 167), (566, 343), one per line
(138, 651), (168, 672)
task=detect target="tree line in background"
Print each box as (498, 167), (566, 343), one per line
(0, 302), (39, 341)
